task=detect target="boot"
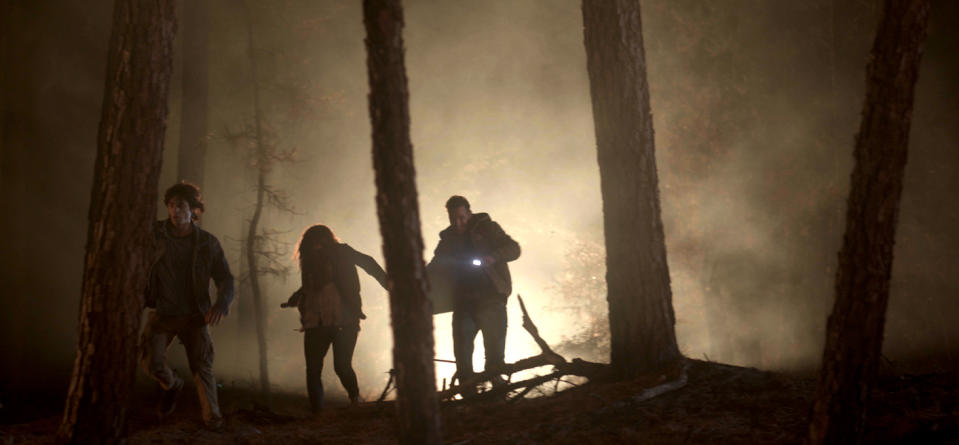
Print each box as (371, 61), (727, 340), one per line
(157, 378), (184, 419)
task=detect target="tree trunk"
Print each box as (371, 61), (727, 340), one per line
(362, 1), (442, 443)
(176, 0), (210, 188)
(0, 0), (35, 390)
(245, 174), (271, 404)
(244, 6), (272, 405)
(808, 1), (930, 444)
(581, 0), (681, 378)
(56, 1), (176, 443)
(236, 242), (256, 369)
(245, 173), (271, 404)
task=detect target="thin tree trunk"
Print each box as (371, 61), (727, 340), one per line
(244, 6), (272, 405)
(245, 172), (270, 403)
(56, 1), (176, 443)
(176, 0), (210, 187)
(236, 242), (256, 368)
(362, 1), (442, 443)
(581, 0), (682, 378)
(702, 258), (731, 362)
(808, 1), (930, 443)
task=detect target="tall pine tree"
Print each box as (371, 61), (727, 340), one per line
(176, 0), (210, 188)
(56, 0), (176, 443)
(581, 0), (682, 378)
(362, 0), (442, 443)
(809, 0), (930, 443)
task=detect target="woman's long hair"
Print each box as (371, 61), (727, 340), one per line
(295, 225), (340, 290)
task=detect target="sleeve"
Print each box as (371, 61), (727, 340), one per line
(350, 245), (389, 290)
(282, 287), (303, 308)
(432, 231), (455, 257)
(210, 237), (236, 314)
(429, 232), (458, 267)
(486, 221), (521, 263)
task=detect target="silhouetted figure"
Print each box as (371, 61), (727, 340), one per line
(141, 183), (234, 430)
(429, 196), (521, 385)
(283, 225), (388, 412)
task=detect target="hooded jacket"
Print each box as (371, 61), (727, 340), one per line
(432, 212), (521, 300)
(145, 220), (235, 317)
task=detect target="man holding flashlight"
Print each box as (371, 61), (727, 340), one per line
(429, 195), (521, 387)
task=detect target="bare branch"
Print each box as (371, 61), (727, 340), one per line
(262, 185), (299, 215)
(439, 294), (610, 401)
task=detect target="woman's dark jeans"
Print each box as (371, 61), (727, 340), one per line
(304, 325), (359, 411)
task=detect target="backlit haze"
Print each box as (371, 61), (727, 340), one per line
(2, 0), (958, 403)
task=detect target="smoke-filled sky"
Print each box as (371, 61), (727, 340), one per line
(2, 0), (958, 403)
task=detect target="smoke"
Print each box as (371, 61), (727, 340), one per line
(2, 0), (958, 404)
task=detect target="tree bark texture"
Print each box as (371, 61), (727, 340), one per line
(581, 0), (681, 378)
(362, 1), (442, 444)
(176, 0), (210, 188)
(808, 1), (930, 444)
(56, 1), (176, 443)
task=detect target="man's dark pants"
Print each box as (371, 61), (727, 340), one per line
(304, 325), (359, 411)
(141, 312), (222, 422)
(452, 299), (507, 380)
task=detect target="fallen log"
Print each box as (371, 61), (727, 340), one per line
(439, 295), (609, 401)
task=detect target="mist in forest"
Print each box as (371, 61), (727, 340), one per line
(2, 0), (958, 404)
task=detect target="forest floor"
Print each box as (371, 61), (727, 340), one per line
(2, 359), (958, 444)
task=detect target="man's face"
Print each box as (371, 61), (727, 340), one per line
(167, 197), (193, 227)
(449, 205), (471, 234)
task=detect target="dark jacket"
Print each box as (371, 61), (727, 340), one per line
(290, 243), (388, 327)
(330, 243), (388, 324)
(431, 213), (521, 299)
(145, 220), (235, 316)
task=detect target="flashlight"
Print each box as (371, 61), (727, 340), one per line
(471, 258), (483, 267)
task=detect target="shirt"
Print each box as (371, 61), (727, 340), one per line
(155, 229), (197, 316)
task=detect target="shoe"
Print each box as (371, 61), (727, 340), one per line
(309, 397), (323, 414)
(157, 381), (183, 418)
(459, 382), (481, 399)
(205, 417), (224, 432)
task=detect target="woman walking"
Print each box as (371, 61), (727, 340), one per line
(283, 225), (388, 412)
